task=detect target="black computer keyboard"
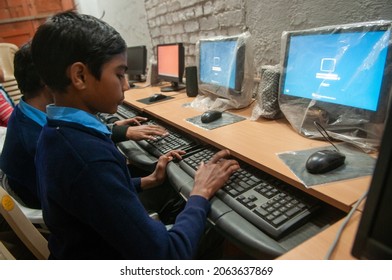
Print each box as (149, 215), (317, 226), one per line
(178, 147), (321, 239)
(98, 104), (140, 123)
(139, 119), (201, 156)
(116, 104), (139, 119)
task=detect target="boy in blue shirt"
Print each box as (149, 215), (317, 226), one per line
(0, 43), (53, 208)
(0, 43), (167, 209)
(31, 11), (239, 259)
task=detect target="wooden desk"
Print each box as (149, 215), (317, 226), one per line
(122, 85), (372, 259)
(129, 88), (371, 213)
(123, 83), (188, 111)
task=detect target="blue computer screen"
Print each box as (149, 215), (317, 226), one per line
(199, 40), (238, 90)
(282, 29), (390, 112)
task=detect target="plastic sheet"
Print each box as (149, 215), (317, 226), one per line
(278, 21), (392, 152)
(190, 31), (254, 112)
(278, 143), (376, 188)
(186, 111), (246, 130)
(251, 64), (282, 120)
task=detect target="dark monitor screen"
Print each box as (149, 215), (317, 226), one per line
(351, 108), (392, 259)
(156, 43), (185, 92)
(126, 45), (147, 81)
(199, 37), (245, 96)
(280, 23), (392, 125)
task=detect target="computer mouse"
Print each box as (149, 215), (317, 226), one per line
(149, 93), (167, 102)
(305, 149), (346, 174)
(200, 110), (222, 123)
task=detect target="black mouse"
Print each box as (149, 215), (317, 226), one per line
(201, 110), (222, 123)
(306, 149), (346, 174)
(149, 93), (167, 102)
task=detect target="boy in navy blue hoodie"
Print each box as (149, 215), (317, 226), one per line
(31, 11), (239, 259)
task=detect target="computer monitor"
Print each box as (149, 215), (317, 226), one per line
(156, 43), (185, 92)
(351, 108), (392, 259)
(198, 37), (245, 97)
(280, 22), (392, 132)
(126, 45), (147, 84)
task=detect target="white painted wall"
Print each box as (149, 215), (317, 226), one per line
(74, 0), (153, 63)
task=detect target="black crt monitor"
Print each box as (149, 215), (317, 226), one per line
(280, 22), (392, 133)
(351, 107), (392, 259)
(198, 37), (245, 97)
(126, 45), (147, 84)
(156, 43), (185, 92)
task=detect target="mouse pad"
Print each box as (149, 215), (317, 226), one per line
(137, 95), (174, 105)
(277, 143), (376, 188)
(186, 112), (246, 130)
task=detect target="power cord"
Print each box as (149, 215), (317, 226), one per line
(324, 189), (368, 259)
(313, 121), (340, 151)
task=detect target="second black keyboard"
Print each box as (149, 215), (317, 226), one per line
(140, 120), (201, 156)
(178, 147), (321, 239)
(116, 104), (139, 119)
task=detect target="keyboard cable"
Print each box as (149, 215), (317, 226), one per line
(324, 189), (368, 260)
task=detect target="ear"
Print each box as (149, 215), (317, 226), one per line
(69, 62), (88, 90)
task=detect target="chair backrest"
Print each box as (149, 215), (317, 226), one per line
(0, 43), (19, 80)
(0, 173), (44, 225)
(2, 78), (21, 104)
(0, 185), (49, 259)
(0, 240), (15, 260)
(0, 43), (21, 104)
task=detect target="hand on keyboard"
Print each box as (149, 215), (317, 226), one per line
(191, 149), (240, 200)
(141, 149), (186, 190)
(114, 116), (148, 126)
(121, 122), (168, 141)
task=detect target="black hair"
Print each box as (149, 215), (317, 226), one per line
(13, 42), (45, 99)
(31, 10), (127, 93)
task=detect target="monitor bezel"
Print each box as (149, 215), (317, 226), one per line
(280, 23), (392, 125)
(126, 45), (147, 80)
(156, 43), (185, 87)
(198, 37), (245, 97)
(351, 107), (392, 259)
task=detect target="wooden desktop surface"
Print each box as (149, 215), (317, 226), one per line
(124, 82), (186, 111)
(123, 86), (372, 259)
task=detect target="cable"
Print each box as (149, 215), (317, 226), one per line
(313, 121), (340, 151)
(324, 189), (369, 259)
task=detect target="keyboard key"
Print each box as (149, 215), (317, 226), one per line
(272, 215), (288, 226)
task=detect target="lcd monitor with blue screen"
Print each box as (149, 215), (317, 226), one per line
(281, 24), (392, 126)
(282, 31), (389, 112)
(199, 37), (245, 96)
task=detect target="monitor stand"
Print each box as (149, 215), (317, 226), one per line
(160, 82), (185, 92)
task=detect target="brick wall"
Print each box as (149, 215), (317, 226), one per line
(143, 0), (392, 71)
(144, 0), (246, 67)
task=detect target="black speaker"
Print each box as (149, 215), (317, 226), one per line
(147, 62), (159, 86)
(185, 66), (198, 97)
(256, 65), (281, 119)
